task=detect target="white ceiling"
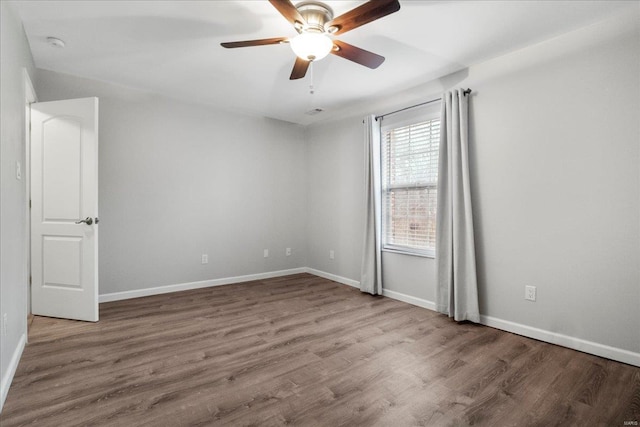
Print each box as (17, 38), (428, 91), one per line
(13, 0), (637, 125)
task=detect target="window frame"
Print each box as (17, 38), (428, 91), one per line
(379, 103), (441, 258)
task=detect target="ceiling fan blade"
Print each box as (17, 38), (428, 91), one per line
(326, 0), (400, 35)
(290, 57), (310, 80)
(221, 37), (289, 48)
(331, 40), (385, 69)
(269, 0), (307, 29)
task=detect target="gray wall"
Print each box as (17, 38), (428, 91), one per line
(0, 1), (35, 407)
(1, 6), (638, 405)
(305, 14), (640, 353)
(305, 119), (364, 281)
(35, 70), (307, 295)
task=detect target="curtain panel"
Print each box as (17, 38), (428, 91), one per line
(435, 89), (480, 322)
(360, 115), (383, 295)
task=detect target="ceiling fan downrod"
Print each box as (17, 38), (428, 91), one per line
(309, 61), (315, 95)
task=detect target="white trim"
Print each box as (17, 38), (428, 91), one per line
(303, 268), (639, 367)
(382, 247), (435, 259)
(480, 315), (640, 367)
(97, 267), (639, 368)
(23, 68), (37, 104)
(23, 68), (36, 334)
(381, 288), (437, 311)
(99, 268), (306, 303)
(302, 269), (438, 311)
(304, 268), (360, 288)
(0, 333), (26, 412)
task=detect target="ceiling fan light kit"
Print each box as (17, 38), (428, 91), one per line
(290, 2), (334, 61)
(290, 32), (333, 61)
(221, 0), (401, 80)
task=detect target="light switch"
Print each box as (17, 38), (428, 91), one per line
(16, 161), (21, 180)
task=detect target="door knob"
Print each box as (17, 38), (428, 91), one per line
(75, 217), (93, 225)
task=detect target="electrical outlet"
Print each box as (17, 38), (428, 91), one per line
(329, 250), (335, 260)
(264, 249), (269, 258)
(2, 313), (7, 336)
(286, 248), (291, 256)
(201, 254), (208, 264)
(525, 285), (536, 302)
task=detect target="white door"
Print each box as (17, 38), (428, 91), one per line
(30, 97), (99, 322)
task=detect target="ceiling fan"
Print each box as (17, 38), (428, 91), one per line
(221, 0), (401, 80)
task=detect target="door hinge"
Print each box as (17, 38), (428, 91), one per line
(29, 199), (31, 209)
(29, 276), (32, 285)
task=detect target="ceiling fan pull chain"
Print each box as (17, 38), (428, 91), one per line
(309, 61), (315, 95)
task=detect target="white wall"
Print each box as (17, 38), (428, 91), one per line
(35, 70), (307, 296)
(0, 1), (35, 410)
(305, 13), (640, 357)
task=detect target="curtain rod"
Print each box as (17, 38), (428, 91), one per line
(375, 88), (472, 121)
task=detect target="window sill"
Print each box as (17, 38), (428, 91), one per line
(382, 248), (435, 259)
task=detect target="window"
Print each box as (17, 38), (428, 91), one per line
(381, 105), (440, 257)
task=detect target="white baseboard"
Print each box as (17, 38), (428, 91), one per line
(302, 268), (437, 312)
(1, 333), (26, 413)
(97, 266), (639, 367)
(304, 268), (360, 288)
(303, 268), (437, 311)
(99, 268), (307, 303)
(303, 268), (639, 367)
(381, 288), (437, 311)
(479, 315), (640, 367)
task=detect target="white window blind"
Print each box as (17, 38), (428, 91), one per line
(381, 115), (440, 256)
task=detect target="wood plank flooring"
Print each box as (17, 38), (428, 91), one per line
(2, 273), (639, 426)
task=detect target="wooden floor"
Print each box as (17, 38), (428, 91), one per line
(2, 273), (638, 426)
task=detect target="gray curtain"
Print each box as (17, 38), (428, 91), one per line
(360, 115), (382, 295)
(436, 89), (480, 322)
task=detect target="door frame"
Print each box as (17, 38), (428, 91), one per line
(23, 69), (37, 333)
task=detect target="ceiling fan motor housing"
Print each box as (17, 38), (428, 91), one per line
(296, 1), (334, 33)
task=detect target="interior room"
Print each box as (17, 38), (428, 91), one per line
(1, 0), (639, 425)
